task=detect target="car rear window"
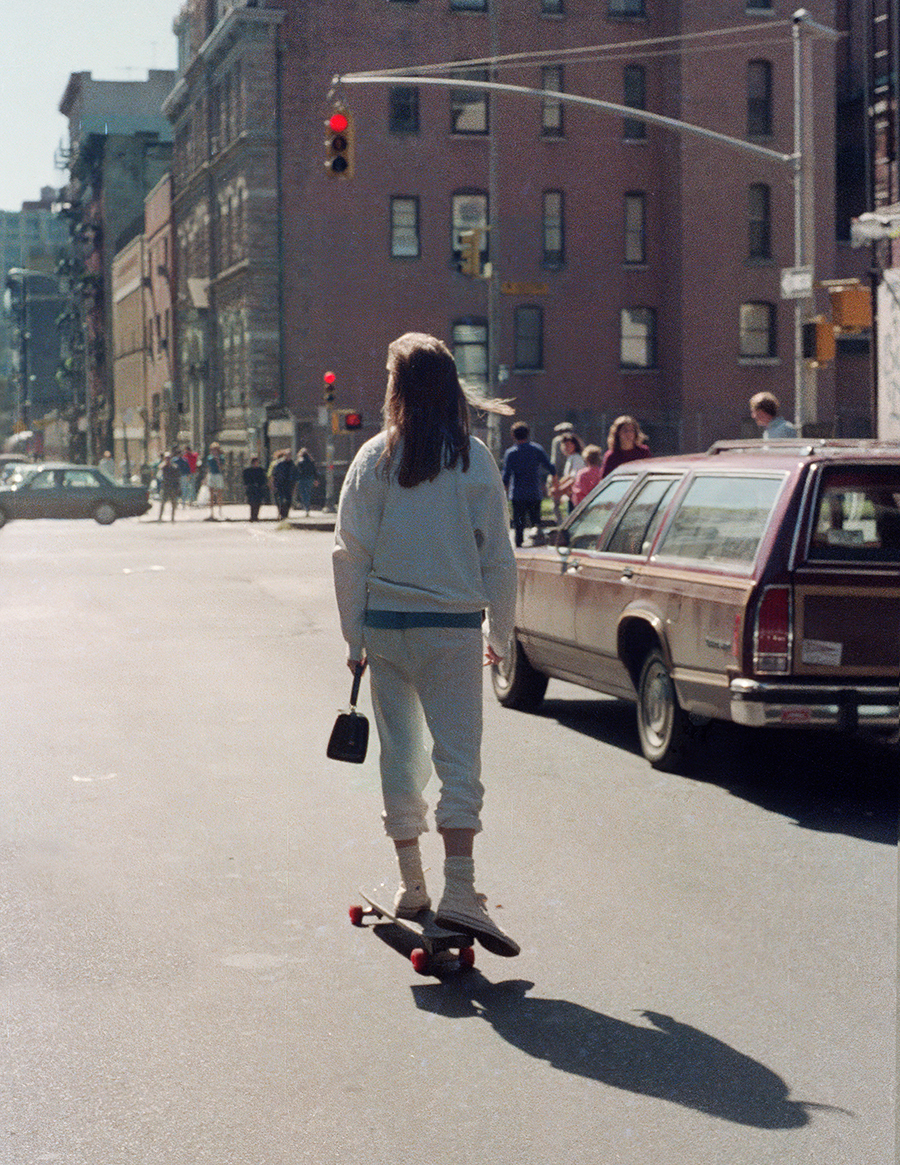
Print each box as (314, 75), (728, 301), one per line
(808, 466), (900, 562)
(654, 474), (785, 568)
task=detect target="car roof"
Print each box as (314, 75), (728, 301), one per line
(607, 438), (900, 475)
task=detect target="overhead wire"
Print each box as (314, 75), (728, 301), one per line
(344, 19), (798, 80)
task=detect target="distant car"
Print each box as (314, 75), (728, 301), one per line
(0, 453), (31, 482)
(0, 462), (151, 528)
(492, 439), (900, 771)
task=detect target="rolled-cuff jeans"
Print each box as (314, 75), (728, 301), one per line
(363, 623), (485, 841)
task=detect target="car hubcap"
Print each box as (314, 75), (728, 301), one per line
(643, 662), (672, 747)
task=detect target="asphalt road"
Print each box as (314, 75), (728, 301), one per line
(1, 512), (896, 1165)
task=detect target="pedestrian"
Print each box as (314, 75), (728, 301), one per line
(333, 331), (520, 957)
(501, 421), (556, 547)
(157, 451), (181, 521)
(181, 444), (198, 505)
(571, 444), (603, 507)
(556, 433), (587, 510)
(295, 448), (318, 515)
(549, 422), (575, 523)
(269, 449), (296, 521)
(172, 449), (190, 506)
(98, 450), (116, 480)
(205, 442), (226, 521)
(242, 456), (269, 522)
(600, 415), (652, 478)
(749, 392), (797, 439)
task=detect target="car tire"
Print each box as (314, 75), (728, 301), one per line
(636, 649), (692, 772)
(93, 502), (117, 525)
(491, 636), (549, 711)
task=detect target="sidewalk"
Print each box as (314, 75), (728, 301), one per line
(142, 502), (336, 531)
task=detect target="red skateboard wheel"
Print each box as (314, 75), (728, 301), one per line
(348, 904), (364, 927)
(410, 948), (430, 975)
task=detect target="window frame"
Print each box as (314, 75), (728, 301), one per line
(390, 196), (421, 259)
(747, 59), (773, 137)
(624, 191), (647, 264)
(452, 319), (489, 393)
(541, 66), (564, 136)
(623, 64), (647, 141)
(450, 70), (490, 135)
(451, 191), (488, 268)
(542, 189), (565, 267)
(620, 306), (657, 369)
(514, 305), (544, 371)
(739, 300), (777, 359)
(748, 182), (771, 259)
(389, 86), (420, 134)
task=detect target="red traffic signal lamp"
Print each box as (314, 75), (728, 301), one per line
(344, 411), (363, 431)
(325, 106), (354, 178)
(323, 370), (336, 403)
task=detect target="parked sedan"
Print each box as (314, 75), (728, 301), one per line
(492, 439), (900, 771)
(0, 462), (151, 527)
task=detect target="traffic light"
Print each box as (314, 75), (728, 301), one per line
(344, 411), (363, 431)
(459, 229), (482, 277)
(323, 370), (336, 403)
(801, 316), (836, 366)
(325, 105), (354, 178)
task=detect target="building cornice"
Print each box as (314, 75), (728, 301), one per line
(161, 6), (286, 122)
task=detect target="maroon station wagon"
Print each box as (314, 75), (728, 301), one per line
(492, 439), (900, 771)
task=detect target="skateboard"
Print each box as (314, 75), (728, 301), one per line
(349, 889), (476, 976)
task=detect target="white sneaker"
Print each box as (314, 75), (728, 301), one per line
(393, 883), (431, 919)
(435, 887), (520, 957)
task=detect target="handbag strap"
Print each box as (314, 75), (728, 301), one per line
(349, 661), (365, 709)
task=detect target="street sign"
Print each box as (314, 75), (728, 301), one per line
(501, 281), (550, 296)
(780, 266), (814, 299)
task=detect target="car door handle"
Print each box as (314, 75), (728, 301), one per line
(620, 567), (634, 579)
(564, 558), (581, 573)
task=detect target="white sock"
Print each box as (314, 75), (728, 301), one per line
(443, 855), (476, 889)
(397, 844), (426, 894)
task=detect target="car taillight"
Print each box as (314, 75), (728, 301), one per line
(753, 585), (792, 674)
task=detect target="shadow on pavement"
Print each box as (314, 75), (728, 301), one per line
(410, 976), (848, 1130)
(530, 696), (898, 846)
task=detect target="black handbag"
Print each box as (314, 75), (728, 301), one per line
(326, 662), (369, 764)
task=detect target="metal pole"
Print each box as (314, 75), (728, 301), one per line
(487, 0), (501, 459)
(792, 12), (806, 434)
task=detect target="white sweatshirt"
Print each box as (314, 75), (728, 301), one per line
(333, 432), (517, 661)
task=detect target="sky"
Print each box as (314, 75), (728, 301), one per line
(0, 0), (179, 212)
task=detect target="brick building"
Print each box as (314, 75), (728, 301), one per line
(163, 0), (873, 481)
(57, 70), (174, 460)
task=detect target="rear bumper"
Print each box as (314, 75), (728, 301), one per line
(730, 678), (899, 732)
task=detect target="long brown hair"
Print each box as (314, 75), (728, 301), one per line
(380, 332), (513, 488)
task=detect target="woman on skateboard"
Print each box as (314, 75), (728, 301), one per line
(333, 332), (520, 957)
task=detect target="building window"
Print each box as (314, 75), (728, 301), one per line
(452, 320), (488, 392)
(746, 0), (772, 9)
(624, 192), (646, 263)
(620, 307), (657, 368)
(514, 306), (544, 370)
(609, 0), (645, 14)
(623, 65), (647, 140)
(451, 71), (489, 134)
(541, 0), (563, 11)
(450, 0), (487, 10)
(391, 197), (420, 258)
(542, 190), (564, 267)
(390, 87), (420, 133)
(452, 192), (488, 267)
(541, 67), (564, 136)
(739, 301), (776, 357)
(748, 183), (771, 259)
(747, 60), (773, 136)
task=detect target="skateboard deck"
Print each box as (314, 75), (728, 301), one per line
(349, 889), (476, 975)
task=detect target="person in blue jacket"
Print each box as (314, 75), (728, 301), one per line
(501, 422), (556, 547)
